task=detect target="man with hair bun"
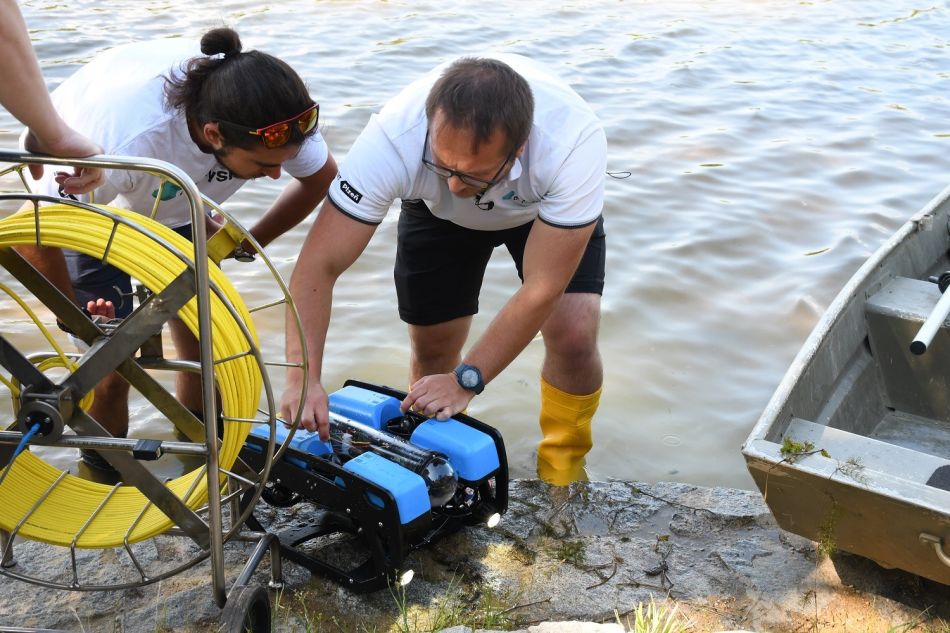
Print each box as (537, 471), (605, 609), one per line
(19, 27), (336, 470)
(282, 55), (606, 486)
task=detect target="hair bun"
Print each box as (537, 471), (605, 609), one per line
(200, 27), (242, 59)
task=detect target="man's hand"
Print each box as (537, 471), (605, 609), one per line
(205, 213), (225, 236)
(400, 372), (475, 421)
(24, 126), (104, 195)
(279, 378), (330, 440)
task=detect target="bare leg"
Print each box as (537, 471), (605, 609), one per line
(168, 318), (204, 413)
(83, 298), (128, 437)
(539, 293), (602, 393)
(407, 316), (473, 383)
(87, 372), (129, 438)
(537, 292), (603, 485)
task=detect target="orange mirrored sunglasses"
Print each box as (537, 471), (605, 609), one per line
(220, 103), (319, 149)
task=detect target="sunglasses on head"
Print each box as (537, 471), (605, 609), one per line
(219, 103), (319, 149)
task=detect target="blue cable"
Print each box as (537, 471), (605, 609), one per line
(0, 423), (42, 487)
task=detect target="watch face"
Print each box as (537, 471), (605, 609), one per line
(461, 368), (479, 388)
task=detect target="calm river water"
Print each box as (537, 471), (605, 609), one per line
(1, 0), (948, 488)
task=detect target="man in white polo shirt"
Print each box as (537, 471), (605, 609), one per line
(282, 54), (606, 485)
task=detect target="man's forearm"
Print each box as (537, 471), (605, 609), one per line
(286, 263), (336, 385)
(0, 0), (64, 142)
(463, 283), (561, 384)
(284, 197), (377, 389)
(462, 219), (595, 386)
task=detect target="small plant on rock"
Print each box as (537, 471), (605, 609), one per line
(618, 598), (690, 633)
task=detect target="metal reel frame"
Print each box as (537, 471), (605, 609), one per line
(0, 150), (309, 625)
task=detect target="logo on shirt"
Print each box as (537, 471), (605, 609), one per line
(339, 180), (363, 204)
(151, 181), (182, 201)
(501, 191), (537, 206)
(207, 169), (234, 183)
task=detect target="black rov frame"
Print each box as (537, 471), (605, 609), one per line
(239, 380), (509, 593)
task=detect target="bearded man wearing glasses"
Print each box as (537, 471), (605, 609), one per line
(283, 55), (606, 486)
(18, 27), (337, 470)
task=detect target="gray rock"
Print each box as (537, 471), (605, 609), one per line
(0, 479), (942, 632)
(529, 624), (625, 633)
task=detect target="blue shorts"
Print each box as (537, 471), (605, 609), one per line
(65, 223), (194, 318)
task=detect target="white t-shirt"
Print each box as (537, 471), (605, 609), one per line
(328, 53), (606, 231)
(29, 39), (329, 229)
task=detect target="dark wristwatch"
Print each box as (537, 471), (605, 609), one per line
(453, 363), (485, 395)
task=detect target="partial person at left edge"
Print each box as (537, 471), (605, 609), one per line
(0, 0), (103, 193)
(15, 27), (338, 470)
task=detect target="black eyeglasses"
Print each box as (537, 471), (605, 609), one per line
(422, 129), (513, 190)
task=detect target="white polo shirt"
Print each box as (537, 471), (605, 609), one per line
(28, 39), (329, 228)
(328, 53), (606, 231)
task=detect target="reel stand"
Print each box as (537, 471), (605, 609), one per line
(0, 150), (309, 632)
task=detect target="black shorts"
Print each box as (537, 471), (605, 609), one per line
(394, 200), (606, 326)
(65, 223), (194, 318)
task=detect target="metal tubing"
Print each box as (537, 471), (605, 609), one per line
(65, 408), (211, 548)
(9, 472), (69, 542)
(0, 432), (209, 456)
(0, 334), (54, 391)
(231, 533), (275, 590)
(0, 531), (15, 568)
(248, 298), (286, 313)
(920, 533), (950, 567)
(911, 286), (950, 354)
(123, 501), (156, 583)
(265, 361), (304, 368)
(268, 536), (284, 590)
(0, 150), (225, 597)
(70, 484), (122, 586)
(99, 219), (120, 267)
(213, 350), (252, 365)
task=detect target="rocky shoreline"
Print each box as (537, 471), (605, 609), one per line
(0, 480), (947, 632)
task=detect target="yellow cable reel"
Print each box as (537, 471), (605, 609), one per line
(0, 204), (261, 548)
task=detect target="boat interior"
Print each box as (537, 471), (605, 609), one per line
(778, 263), (950, 493)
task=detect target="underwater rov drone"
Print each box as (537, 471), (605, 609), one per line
(240, 380), (509, 593)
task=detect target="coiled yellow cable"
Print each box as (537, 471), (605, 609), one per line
(0, 204), (261, 548)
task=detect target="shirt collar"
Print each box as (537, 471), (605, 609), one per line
(507, 156), (523, 181)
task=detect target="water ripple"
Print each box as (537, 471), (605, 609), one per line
(2, 0), (948, 488)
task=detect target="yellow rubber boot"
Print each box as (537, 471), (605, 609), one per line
(537, 378), (601, 486)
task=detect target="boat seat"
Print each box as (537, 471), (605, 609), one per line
(784, 418), (950, 490)
(927, 465), (950, 492)
(866, 276), (950, 422)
